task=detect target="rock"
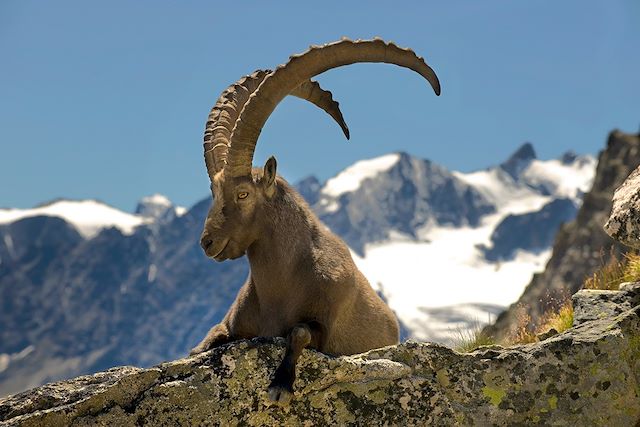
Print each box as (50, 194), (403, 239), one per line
(572, 282), (640, 325)
(605, 165), (640, 248)
(2, 284), (639, 426)
(535, 328), (558, 341)
(485, 129), (640, 341)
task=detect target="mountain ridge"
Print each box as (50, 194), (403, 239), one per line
(0, 144), (596, 396)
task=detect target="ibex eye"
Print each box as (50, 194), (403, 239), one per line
(238, 192), (249, 200)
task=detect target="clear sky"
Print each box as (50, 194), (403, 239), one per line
(1, 1), (639, 211)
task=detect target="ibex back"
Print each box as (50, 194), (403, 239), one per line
(190, 38), (440, 403)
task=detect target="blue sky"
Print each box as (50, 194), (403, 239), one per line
(1, 1), (639, 211)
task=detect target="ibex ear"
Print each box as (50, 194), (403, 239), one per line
(263, 156), (278, 198)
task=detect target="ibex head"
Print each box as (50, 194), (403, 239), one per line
(200, 158), (279, 261)
(200, 38), (441, 261)
(199, 69), (349, 261)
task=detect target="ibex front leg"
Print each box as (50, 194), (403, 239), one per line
(268, 322), (323, 404)
(189, 323), (231, 355)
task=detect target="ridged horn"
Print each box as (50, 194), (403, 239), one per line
(225, 38), (440, 178)
(203, 70), (349, 182)
(290, 80), (350, 139)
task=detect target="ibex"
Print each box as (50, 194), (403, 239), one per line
(191, 38), (440, 403)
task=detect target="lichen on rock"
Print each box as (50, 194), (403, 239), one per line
(605, 165), (640, 248)
(1, 285), (639, 426)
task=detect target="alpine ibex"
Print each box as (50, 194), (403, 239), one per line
(191, 38), (440, 403)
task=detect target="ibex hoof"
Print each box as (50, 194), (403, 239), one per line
(267, 384), (293, 404)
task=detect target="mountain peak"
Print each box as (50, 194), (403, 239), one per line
(295, 176), (322, 205)
(0, 199), (149, 239)
(33, 198), (107, 209)
(135, 194), (181, 220)
(560, 150), (578, 165)
(500, 142), (537, 179)
(321, 153), (401, 198)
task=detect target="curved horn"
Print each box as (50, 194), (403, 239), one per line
(204, 70), (349, 181)
(290, 80), (350, 140)
(203, 70), (269, 181)
(225, 38), (440, 178)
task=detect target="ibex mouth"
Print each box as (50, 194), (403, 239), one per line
(207, 239), (229, 260)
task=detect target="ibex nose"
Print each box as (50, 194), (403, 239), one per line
(200, 235), (213, 251)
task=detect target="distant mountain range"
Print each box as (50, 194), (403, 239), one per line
(0, 144), (596, 396)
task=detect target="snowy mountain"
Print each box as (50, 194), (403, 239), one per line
(0, 144), (596, 396)
(135, 194), (187, 222)
(0, 196), (185, 239)
(301, 145), (596, 343)
(315, 152), (496, 254)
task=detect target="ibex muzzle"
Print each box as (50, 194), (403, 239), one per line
(190, 38), (440, 404)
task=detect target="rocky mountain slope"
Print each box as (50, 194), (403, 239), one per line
(2, 282), (638, 426)
(0, 145), (595, 396)
(485, 130), (640, 340)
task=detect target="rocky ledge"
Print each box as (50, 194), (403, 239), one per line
(1, 284), (639, 426)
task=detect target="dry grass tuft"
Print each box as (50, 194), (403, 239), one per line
(584, 250), (640, 291)
(452, 323), (496, 353)
(534, 300), (574, 337)
(455, 249), (640, 352)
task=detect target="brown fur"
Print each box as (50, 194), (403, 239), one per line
(191, 157), (399, 401)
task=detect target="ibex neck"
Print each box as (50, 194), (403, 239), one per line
(246, 190), (316, 284)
